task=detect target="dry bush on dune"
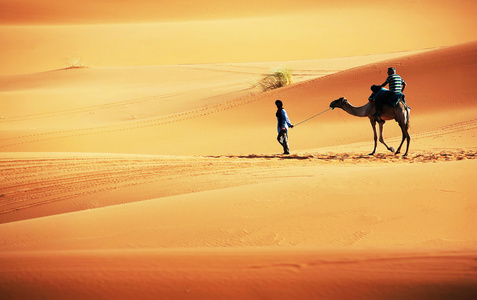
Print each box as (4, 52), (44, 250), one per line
(256, 67), (293, 91)
(66, 57), (88, 69)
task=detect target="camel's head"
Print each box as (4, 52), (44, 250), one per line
(329, 97), (347, 110)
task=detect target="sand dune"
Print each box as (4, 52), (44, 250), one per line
(1, 149), (476, 224)
(1, 42), (476, 156)
(2, 0), (477, 75)
(1, 152), (476, 248)
(1, 41), (477, 298)
(1, 1), (477, 297)
(1, 249), (476, 300)
(1, 152), (476, 299)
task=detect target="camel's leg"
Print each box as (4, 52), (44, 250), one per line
(403, 129), (411, 156)
(396, 126), (411, 156)
(378, 121), (395, 153)
(395, 129), (405, 155)
(404, 132), (410, 156)
(369, 120), (378, 155)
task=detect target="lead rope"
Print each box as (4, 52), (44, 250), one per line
(293, 107), (332, 127)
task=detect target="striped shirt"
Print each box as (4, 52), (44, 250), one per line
(384, 74), (406, 92)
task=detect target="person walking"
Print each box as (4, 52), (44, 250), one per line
(275, 100), (294, 154)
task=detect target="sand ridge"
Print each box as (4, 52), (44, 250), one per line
(1, 249), (476, 300)
(219, 149), (477, 162)
(2, 148), (476, 222)
(1, 42), (477, 156)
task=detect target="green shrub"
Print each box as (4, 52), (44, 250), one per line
(256, 67), (293, 91)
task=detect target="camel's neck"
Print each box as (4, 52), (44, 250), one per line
(340, 101), (372, 117)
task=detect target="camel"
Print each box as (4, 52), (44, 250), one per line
(329, 97), (411, 156)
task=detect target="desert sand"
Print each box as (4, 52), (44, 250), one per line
(1, 1), (477, 299)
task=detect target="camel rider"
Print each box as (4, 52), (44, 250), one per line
(381, 67), (406, 94)
(372, 67), (409, 117)
(275, 100), (294, 155)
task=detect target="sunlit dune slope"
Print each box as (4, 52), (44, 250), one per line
(0, 153), (475, 249)
(1, 41), (476, 155)
(1, 0), (476, 75)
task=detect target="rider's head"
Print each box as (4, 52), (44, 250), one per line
(387, 67), (396, 75)
(275, 100), (283, 108)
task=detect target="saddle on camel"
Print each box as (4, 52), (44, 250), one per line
(369, 85), (409, 118)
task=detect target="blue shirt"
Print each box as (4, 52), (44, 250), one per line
(276, 109), (292, 133)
